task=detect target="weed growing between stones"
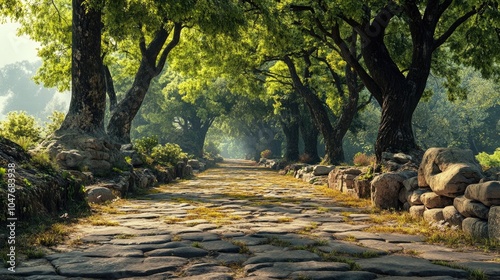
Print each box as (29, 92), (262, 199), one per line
(84, 215), (119, 226)
(431, 261), (488, 280)
(230, 241), (251, 254)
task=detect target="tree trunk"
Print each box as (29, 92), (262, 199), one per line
(107, 23), (182, 144)
(282, 120), (299, 162)
(375, 88), (419, 160)
(280, 93), (300, 162)
(58, 0), (105, 135)
(283, 56), (344, 164)
(106, 61), (156, 143)
(299, 102), (320, 163)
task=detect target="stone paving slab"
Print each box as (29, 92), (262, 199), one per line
(55, 256), (188, 278)
(457, 261), (500, 278)
(243, 250), (321, 265)
(356, 255), (469, 278)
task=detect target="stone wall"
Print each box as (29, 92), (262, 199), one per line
(281, 148), (500, 241)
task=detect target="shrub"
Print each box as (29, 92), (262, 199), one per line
(476, 148), (500, 169)
(133, 136), (159, 155)
(260, 149), (272, 159)
(44, 111), (65, 137)
(151, 143), (187, 167)
(0, 111), (42, 149)
(353, 152), (376, 166)
(204, 141), (221, 158)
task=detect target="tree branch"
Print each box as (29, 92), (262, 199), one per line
(155, 22), (183, 75)
(433, 7), (480, 50)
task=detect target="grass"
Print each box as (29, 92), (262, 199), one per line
(314, 185), (372, 208)
(231, 240), (251, 254)
(431, 261), (488, 280)
(363, 210), (499, 252)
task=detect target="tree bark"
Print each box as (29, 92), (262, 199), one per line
(279, 93), (300, 162)
(107, 23), (182, 143)
(58, 0), (105, 135)
(283, 55), (346, 164)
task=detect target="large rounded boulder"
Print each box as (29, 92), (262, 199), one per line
(418, 148), (483, 197)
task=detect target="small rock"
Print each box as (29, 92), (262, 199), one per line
(409, 205), (425, 218)
(488, 206), (500, 241)
(85, 185), (116, 204)
(453, 196), (490, 220)
(442, 206), (464, 229)
(465, 181), (500, 206)
(420, 192), (454, 209)
(462, 217), (489, 240)
(423, 208), (445, 223)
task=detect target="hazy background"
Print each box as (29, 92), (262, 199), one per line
(0, 22), (70, 121)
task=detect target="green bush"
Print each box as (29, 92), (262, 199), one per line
(0, 111), (42, 149)
(44, 111), (65, 137)
(476, 148), (500, 169)
(204, 141), (221, 158)
(151, 143), (187, 167)
(133, 136), (159, 155)
(260, 149), (272, 159)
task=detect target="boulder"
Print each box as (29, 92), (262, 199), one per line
(442, 206), (464, 229)
(407, 188), (431, 206)
(409, 205), (425, 218)
(354, 178), (371, 199)
(133, 168), (158, 189)
(423, 208), (445, 223)
(465, 181), (500, 207)
(327, 167), (362, 193)
(371, 172), (408, 209)
(453, 196), (490, 220)
(420, 192), (454, 209)
(418, 148), (483, 197)
(403, 176), (419, 191)
(86, 186), (117, 204)
(399, 187), (408, 204)
(462, 217), (489, 240)
(489, 206), (500, 241)
(393, 153), (412, 164)
(313, 165), (335, 176)
(187, 159), (201, 170)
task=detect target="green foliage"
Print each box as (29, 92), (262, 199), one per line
(31, 150), (58, 171)
(151, 143), (188, 167)
(0, 111), (42, 150)
(204, 141), (221, 158)
(476, 148), (500, 169)
(44, 111), (65, 137)
(0, 167), (6, 188)
(133, 136), (159, 155)
(260, 149), (272, 159)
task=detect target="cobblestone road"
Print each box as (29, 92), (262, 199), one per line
(4, 160), (500, 279)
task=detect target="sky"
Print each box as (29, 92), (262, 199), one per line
(0, 22), (70, 121)
(0, 22), (40, 68)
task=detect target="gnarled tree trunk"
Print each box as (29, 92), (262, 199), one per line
(58, 0), (105, 135)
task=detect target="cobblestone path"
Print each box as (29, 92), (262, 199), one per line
(5, 160), (500, 279)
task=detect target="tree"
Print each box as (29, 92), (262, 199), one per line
(57, 0), (105, 134)
(286, 1), (500, 160)
(9, 0), (246, 143)
(132, 69), (237, 157)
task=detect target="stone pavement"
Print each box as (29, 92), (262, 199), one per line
(3, 159), (500, 280)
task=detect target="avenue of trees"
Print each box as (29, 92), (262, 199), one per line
(1, 1), (499, 165)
